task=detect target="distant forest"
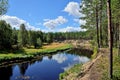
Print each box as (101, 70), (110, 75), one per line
(0, 20), (91, 50)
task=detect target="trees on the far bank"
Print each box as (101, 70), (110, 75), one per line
(18, 24), (28, 47)
(0, 20), (12, 49)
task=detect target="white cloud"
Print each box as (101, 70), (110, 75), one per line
(0, 15), (40, 31)
(63, 56), (90, 71)
(52, 54), (67, 64)
(74, 19), (86, 25)
(64, 2), (80, 17)
(43, 16), (67, 29)
(59, 26), (86, 32)
(64, 2), (86, 26)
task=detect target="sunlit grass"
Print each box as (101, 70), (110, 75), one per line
(0, 43), (73, 61)
(24, 43), (72, 54)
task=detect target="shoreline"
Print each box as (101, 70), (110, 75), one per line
(0, 43), (72, 67)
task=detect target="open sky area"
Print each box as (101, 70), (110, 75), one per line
(0, 0), (85, 32)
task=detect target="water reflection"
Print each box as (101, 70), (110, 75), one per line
(16, 62), (30, 80)
(0, 49), (92, 80)
(0, 66), (12, 80)
(73, 56), (90, 63)
(19, 63), (29, 76)
(67, 48), (93, 58)
(52, 53), (67, 64)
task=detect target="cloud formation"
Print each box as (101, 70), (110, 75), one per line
(59, 26), (86, 32)
(73, 56), (90, 63)
(0, 15), (40, 30)
(74, 19), (86, 25)
(43, 16), (67, 29)
(64, 2), (80, 17)
(52, 54), (67, 64)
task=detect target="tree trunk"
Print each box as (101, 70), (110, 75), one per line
(96, 5), (100, 48)
(107, 0), (113, 79)
(99, 0), (103, 48)
(118, 23), (120, 56)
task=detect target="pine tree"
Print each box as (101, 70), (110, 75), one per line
(0, 20), (12, 49)
(18, 24), (28, 47)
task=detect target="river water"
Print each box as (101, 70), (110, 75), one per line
(0, 48), (92, 80)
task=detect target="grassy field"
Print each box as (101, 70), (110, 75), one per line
(0, 43), (72, 62)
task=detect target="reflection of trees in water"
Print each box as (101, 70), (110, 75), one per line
(16, 62), (30, 80)
(29, 56), (43, 65)
(66, 48), (93, 58)
(0, 49), (92, 80)
(19, 62), (29, 76)
(0, 66), (13, 80)
(48, 55), (52, 60)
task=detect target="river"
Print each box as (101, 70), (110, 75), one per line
(0, 48), (92, 80)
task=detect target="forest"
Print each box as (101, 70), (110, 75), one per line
(0, 0), (120, 80)
(0, 20), (91, 50)
(80, 0), (120, 48)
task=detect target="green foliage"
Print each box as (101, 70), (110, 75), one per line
(113, 70), (120, 80)
(102, 71), (112, 80)
(0, 0), (8, 15)
(37, 38), (42, 48)
(18, 24), (28, 47)
(46, 32), (53, 44)
(12, 28), (18, 45)
(101, 49), (120, 80)
(52, 31), (93, 41)
(92, 46), (98, 59)
(0, 20), (12, 49)
(28, 30), (37, 48)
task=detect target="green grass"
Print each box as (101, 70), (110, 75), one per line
(59, 64), (82, 80)
(0, 43), (73, 62)
(101, 48), (120, 80)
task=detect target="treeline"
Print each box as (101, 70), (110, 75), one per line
(0, 20), (44, 49)
(0, 20), (91, 50)
(52, 30), (92, 41)
(80, 0), (120, 48)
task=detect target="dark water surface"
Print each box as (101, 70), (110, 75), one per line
(0, 49), (92, 80)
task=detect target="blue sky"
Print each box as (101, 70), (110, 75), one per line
(0, 0), (86, 32)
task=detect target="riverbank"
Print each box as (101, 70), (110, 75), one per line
(0, 43), (72, 66)
(60, 40), (120, 80)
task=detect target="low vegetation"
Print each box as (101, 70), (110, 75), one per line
(0, 43), (72, 63)
(59, 64), (82, 80)
(101, 48), (120, 80)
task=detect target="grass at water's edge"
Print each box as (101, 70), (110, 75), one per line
(0, 43), (73, 63)
(59, 64), (82, 80)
